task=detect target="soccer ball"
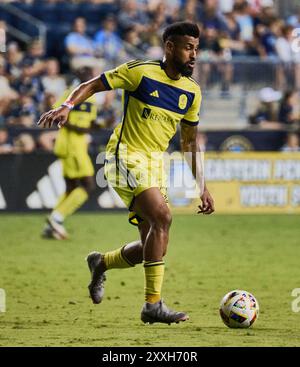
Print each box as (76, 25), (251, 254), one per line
(219, 290), (259, 328)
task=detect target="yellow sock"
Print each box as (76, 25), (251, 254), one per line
(54, 193), (67, 210)
(104, 246), (134, 270)
(144, 261), (165, 304)
(54, 187), (88, 219)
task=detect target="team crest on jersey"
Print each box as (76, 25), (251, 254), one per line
(178, 94), (187, 109)
(142, 107), (151, 118)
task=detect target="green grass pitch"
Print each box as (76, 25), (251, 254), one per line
(0, 213), (300, 346)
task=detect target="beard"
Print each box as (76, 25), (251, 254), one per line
(173, 56), (194, 77)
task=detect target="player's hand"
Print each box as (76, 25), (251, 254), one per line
(198, 189), (215, 215)
(37, 105), (70, 129)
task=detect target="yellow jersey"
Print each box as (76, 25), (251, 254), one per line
(100, 60), (202, 161)
(54, 89), (97, 158)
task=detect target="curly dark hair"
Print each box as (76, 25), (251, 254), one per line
(162, 22), (200, 43)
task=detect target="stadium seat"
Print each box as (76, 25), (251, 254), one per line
(78, 3), (119, 24)
(9, 2), (35, 17)
(32, 3), (58, 24)
(0, 10), (12, 24)
(16, 18), (39, 38)
(56, 3), (80, 24)
(46, 23), (70, 59)
(86, 23), (99, 37)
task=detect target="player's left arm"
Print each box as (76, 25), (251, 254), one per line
(180, 123), (214, 215)
(180, 85), (214, 215)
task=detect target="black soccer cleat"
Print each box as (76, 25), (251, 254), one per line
(86, 251), (106, 304)
(141, 300), (189, 325)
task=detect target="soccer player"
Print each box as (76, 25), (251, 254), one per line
(38, 22), (215, 324)
(43, 66), (98, 239)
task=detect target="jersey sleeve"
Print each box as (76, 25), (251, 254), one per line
(100, 61), (142, 92)
(181, 87), (202, 126)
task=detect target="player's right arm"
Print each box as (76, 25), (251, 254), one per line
(37, 61), (141, 129)
(37, 76), (107, 129)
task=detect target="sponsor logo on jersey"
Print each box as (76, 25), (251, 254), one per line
(141, 108), (178, 124)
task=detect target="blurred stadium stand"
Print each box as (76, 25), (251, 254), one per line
(1, 0), (300, 213)
(0, 0), (299, 150)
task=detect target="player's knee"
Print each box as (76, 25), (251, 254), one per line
(151, 208), (172, 231)
(164, 211), (172, 228)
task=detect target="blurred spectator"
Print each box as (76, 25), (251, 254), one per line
(196, 0), (228, 31)
(287, 7), (300, 28)
(248, 0), (275, 16)
(0, 55), (18, 122)
(2, 0), (300, 152)
(275, 25), (294, 62)
(249, 87), (283, 129)
(1, 0), (34, 3)
(274, 25), (300, 90)
(8, 94), (38, 127)
(221, 11), (246, 56)
(94, 15), (124, 67)
(89, 0), (116, 3)
(148, 0), (181, 21)
(260, 19), (283, 59)
(122, 26), (147, 60)
(23, 39), (46, 77)
(0, 20), (9, 50)
(278, 90), (300, 127)
(280, 132), (300, 152)
(42, 92), (57, 112)
(245, 24), (266, 57)
(198, 26), (233, 97)
(182, 0), (202, 23)
(5, 42), (24, 83)
(11, 58), (44, 104)
(219, 0), (234, 14)
(13, 133), (36, 153)
(233, 1), (254, 42)
(41, 58), (66, 100)
(118, 0), (150, 34)
(254, 3), (278, 27)
(65, 17), (97, 70)
(37, 131), (58, 152)
(0, 127), (13, 154)
(146, 2), (169, 58)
